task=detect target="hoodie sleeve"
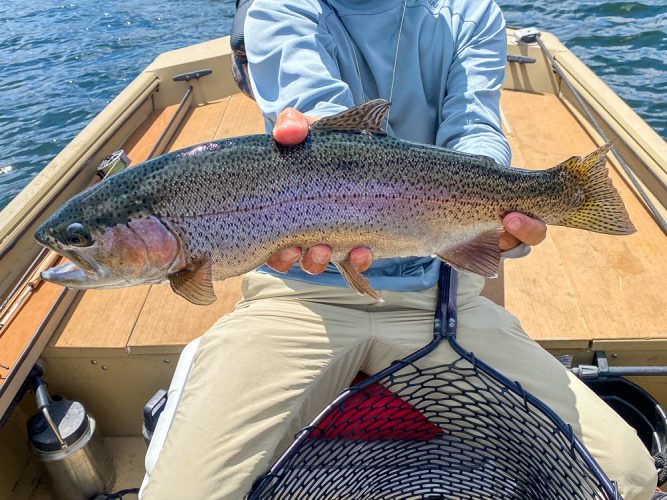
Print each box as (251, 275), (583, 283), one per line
(244, 0), (354, 126)
(435, 0), (511, 167)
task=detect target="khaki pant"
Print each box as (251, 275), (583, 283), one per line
(143, 271), (656, 499)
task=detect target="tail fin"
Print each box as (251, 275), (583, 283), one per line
(558, 142), (636, 235)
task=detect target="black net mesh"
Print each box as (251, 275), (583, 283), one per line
(249, 266), (617, 499)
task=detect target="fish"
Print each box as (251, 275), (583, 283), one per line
(34, 99), (635, 305)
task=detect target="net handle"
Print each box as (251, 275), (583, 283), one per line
(248, 266), (456, 498)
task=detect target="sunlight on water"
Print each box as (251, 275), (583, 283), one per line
(0, 1), (235, 210)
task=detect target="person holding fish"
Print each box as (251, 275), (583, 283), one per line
(46, 0), (656, 498)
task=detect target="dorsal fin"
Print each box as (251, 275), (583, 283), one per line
(312, 99), (390, 135)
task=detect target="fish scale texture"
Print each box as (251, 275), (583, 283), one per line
(41, 128), (631, 289)
(90, 131), (572, 279)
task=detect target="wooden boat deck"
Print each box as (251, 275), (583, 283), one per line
(4, 89), (666, 367)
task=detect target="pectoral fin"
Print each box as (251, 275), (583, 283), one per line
(435, 229), (503, 278)
(168, 260), (216, 305)
(335, 260), (383, 302)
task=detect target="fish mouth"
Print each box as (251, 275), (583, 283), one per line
(40, 260), (126, 289)
(41, 261), (90, 286)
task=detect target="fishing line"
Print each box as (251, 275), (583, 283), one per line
(387, 0), (408, 127)
(322, 0), (407, 129)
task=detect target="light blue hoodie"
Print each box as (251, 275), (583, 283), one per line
(245, 0), (515, 291)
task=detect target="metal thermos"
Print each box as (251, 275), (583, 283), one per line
(27, 376), (114, 499)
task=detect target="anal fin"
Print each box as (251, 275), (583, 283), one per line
(435, 229), (503, 278)
(335, 260), (383, 302)
(168, 259), (216, 305)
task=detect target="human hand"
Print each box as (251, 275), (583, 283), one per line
(267, 107), (374, 275)
(499, 213), (547, 251)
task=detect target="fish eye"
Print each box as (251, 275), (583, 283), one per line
(65, 223), (93, 247)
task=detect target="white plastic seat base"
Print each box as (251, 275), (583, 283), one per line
(140, 337), (201, 496)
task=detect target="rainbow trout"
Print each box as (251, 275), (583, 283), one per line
(35, 100), (634, 305)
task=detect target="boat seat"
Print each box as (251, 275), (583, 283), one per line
(140, 337), (201, 494)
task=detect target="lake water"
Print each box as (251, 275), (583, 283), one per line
(0, 0), (665, 210)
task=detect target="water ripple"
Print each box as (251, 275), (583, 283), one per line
(499, 0), (666, 143)
(0, 0), (234, 209)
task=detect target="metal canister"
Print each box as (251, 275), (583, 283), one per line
(27, 399), (114, 499)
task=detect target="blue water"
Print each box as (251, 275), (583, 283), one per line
(0, 1), (665, 210)
(499, 1), (667, 137)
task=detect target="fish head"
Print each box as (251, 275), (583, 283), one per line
(34, 189), (186, 289)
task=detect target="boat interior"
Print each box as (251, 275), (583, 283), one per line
(0, 31), (665, 497)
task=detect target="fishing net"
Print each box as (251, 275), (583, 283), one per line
(248, 265), (619, 500)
